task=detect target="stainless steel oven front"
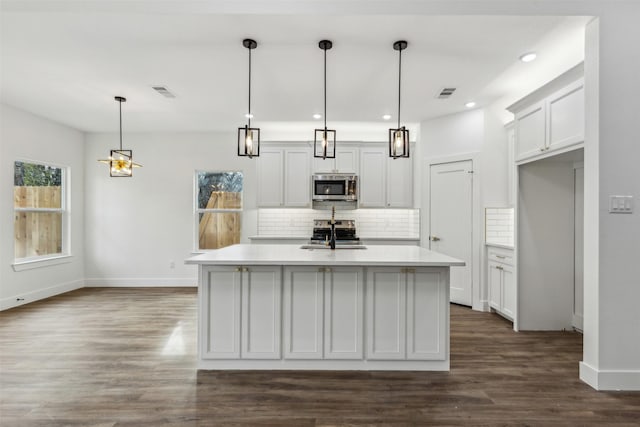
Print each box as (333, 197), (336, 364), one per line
(312, 174), (358, 201)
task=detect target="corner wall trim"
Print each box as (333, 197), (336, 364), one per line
(580, 361), (640, 391)
(0, 279), (84, 311)
(84, 278), (197, 287)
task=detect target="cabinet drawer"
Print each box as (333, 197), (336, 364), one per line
(488, 250), (513, 266)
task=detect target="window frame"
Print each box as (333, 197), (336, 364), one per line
(12, 159), (71, 270)
(193, 170), (244, 252)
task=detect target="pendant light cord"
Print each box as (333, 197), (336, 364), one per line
(324, 46), (327, 130)
(397, 47), (402, 129)
(248, 46), (252, 128)
(119, 98), (123, 150)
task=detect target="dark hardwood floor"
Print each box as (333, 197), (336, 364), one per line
(1, 288), (638, 426)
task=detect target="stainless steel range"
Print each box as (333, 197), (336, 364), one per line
(309, 219), (360, 245)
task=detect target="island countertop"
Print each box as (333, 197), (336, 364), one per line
(185, 244), (465, 267)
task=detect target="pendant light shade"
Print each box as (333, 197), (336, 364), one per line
(389, 40), (410, 159)
(98, 96), (142, 177)
(238, 38), (260, 158)
(314, 40), (336, 159)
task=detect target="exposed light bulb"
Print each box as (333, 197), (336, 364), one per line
(245, 131), (253, 154)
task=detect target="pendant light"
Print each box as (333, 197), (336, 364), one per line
(98, 96), (142, 177)
(238, 38), (260, 158)
(314, 40), (336, 159)
(389, 40), (410, 159)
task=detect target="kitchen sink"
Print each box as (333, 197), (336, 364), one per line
(300, 244), (367, 250)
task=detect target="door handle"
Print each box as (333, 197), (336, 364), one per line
(430, 236), (441, 242)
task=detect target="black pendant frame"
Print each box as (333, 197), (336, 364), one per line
(98, 96), (142, 177)
(314, 128), (336, 160)
(389, 40), (410, 159)
(388, 126), (410, 159)
(314, 40), (336, 159)
(238, 38), (260, 158)
(238, 125), (260, 158)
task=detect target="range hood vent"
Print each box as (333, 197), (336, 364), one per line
(436, 87), (456, 99)
(152, 86), (176, 98)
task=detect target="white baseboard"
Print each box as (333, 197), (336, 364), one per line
(0, 279), (84, 311)
(84, 277), (197, 287)
(580, 361), (640, 391)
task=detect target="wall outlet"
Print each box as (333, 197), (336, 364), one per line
(609, 195), (633, 214)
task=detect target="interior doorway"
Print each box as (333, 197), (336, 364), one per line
(429, 160), (474, 306)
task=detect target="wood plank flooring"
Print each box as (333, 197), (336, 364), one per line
(1, 288), (638, 426)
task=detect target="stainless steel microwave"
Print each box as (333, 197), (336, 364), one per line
(312, 173), (358, 201)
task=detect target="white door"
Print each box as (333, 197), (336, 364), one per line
(429, 160), (473, 306)
(573, 165), (584, 330)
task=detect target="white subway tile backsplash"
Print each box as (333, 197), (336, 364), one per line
(257, 208), (420, 238)
(485, 207), (514, 246)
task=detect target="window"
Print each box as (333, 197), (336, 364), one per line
(196, 171), (243, 250)
(14, 161), (67, 261)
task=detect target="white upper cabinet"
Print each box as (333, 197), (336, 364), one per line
(359, 147), (387, 208)
(257, 144), (311, 208)
(386, 156), (413, 208)
(515, 101), (546, 161)
(256, 149), (283, 207)
(509, 64), (584, 164)
(313, 147), (359, 174)
(547, 79), (585, 152)
(284, 147), (311, 207)
(360, 145), (413, 208)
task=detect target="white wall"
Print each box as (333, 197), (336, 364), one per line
(83, 132), (258, 286)
(0, 104), (85, 310)
(418, 108), (509, 310)
(580, 6), (640, 390)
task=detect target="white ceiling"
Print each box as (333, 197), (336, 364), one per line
(1, 3), (589, 133)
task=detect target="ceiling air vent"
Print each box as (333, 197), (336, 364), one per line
(152, 86), (176, 98)
(436, 87), (456, 99)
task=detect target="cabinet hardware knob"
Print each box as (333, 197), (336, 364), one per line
(496, 266), (504, 270)
(540, 147), (545, 152)
(496, 255), (506, 259)
(430, 236), (441, 242)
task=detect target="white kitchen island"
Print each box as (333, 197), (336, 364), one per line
(185, 244), (464, 371)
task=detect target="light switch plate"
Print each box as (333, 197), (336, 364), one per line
(609, 195), (634, 214)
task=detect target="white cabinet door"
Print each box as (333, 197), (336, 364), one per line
(406, 268), (446, 360)
(359, 147), (386, 208)
(366, 268), (406, 360)
(488, 261), (502, 310)
(257, 149), (283, 207)
(313, 147), (358, 173)
(386, 156), (413, 208)
(284, 148), (311, 207)
(547, 79), (584, 152)
(200, 266), (242, 359)
(501, 264), (515, 319)
(241, 266), (281, 359)
(515, 101), (546, 162)
(283, 267), (324, 359)
(335, 148), (359, 173)
(324, 267), (363, 360)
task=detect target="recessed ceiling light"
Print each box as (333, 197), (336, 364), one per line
(245, 113), (254, 119)
(382, 114), (392, 120)
(465, 101), (476, 108)
(313, 113), (322, 119)
(519, 52), (537, 63)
